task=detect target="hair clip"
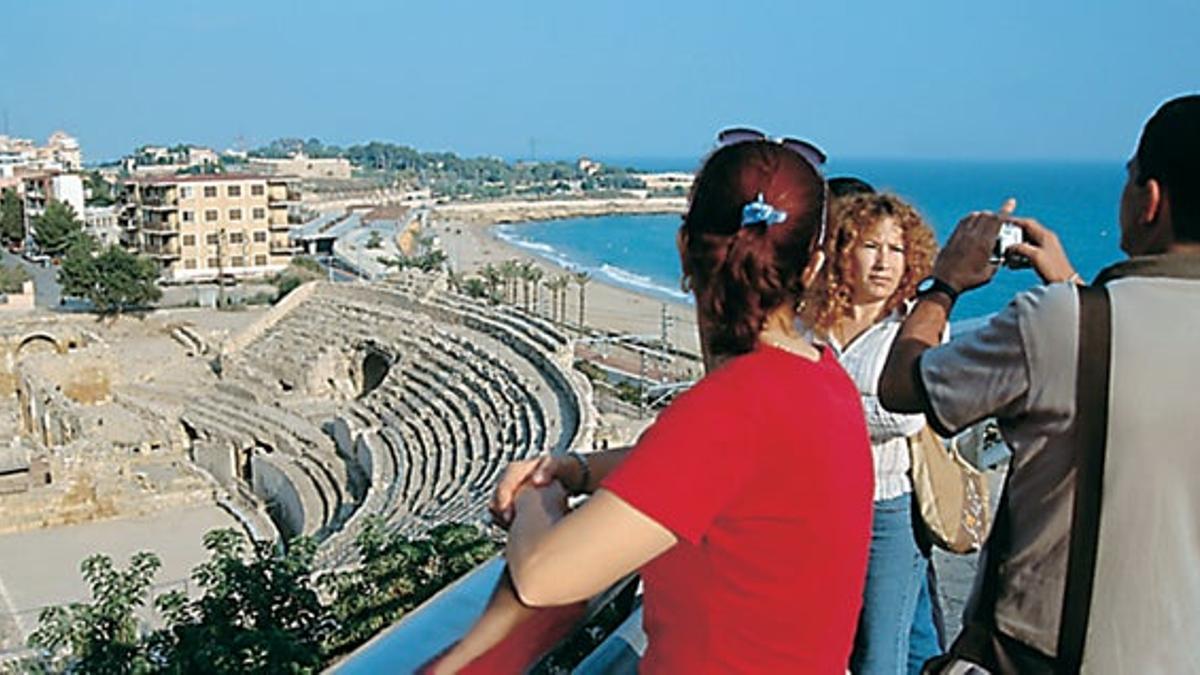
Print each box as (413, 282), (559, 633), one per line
(741, 193), (788, 228)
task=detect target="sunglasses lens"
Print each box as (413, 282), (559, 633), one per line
(781, 138), (827, 167)
(717, 128), (766, 146)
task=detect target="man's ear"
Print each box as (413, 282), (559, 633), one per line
(801, 250), (826, 288)
(1142, 177), (1163, 225)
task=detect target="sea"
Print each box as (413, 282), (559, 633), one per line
(494, 159), (1127, 322)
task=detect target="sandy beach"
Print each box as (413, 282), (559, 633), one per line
(430, 198), (703, 356)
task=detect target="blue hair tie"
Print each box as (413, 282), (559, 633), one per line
(741, 193), (788, 228)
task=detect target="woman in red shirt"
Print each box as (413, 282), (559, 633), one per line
(436, 133), (874, 673)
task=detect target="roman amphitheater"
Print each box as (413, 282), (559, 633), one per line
(0, 273), (594, 644)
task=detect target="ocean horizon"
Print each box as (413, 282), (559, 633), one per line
(497, 159), (1128, 321)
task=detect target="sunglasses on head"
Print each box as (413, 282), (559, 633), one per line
(716, 127), (828, 173)
(715, 127), (829, 247)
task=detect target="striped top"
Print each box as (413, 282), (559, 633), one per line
(819, 308), (930, 502)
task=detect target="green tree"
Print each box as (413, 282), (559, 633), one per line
(321, 517), (498, 658)
(60, 241), (163, 314)
(32, 200), (84, 256)
(462, 276), (489, 299)
(574, 271), (592, 327)
(0, 264), (30, 294)
(159, 530), (331, 674)
(85, 171), (115, 206)
(0, 188), (23, 246)
(527, 265), (544, 314)
(27, 552), (164, 674)
(479, 264), (502, 303)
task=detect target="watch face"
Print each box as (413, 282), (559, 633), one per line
(917, 278), (936, 293)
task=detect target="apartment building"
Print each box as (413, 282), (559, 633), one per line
(118, 174), (301, 282)
(0, 131), (82, 175)
(23, 173), (86, 246)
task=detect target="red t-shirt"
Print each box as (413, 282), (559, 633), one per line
(602, 345), (874, 674)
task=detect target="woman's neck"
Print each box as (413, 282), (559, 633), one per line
(757, 306), (821, 362)
(832, 300), (888, 346)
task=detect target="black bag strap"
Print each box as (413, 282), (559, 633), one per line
(1056, 284), (1112, 671)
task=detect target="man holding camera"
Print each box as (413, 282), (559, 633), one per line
(879, 94), (1200, 674)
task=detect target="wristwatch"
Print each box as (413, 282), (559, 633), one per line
(915, 277), (960, 306)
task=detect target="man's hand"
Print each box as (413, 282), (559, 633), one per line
(932, 211), (1005, 294)
(489, 455), (580, 528)
(1006, 216), (1079, 284)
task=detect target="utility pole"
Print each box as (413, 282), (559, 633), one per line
(660, 303), (673, 349)
(638, 350), (647, 416)
(216, 227), (226, 307)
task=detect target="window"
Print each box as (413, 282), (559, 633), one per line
(206, 233), (219, 245)
(184, 259), (196, 269)
(251, 184), (264, 196)
(227, 185), (241, 198)
(255, 255), (268, 266)
(203, 186), (217, 198)
(207, 257), (219, 268)
(204, 209), (218, 222)
(231, 256), (245, 267)
(252, 207), (265, 220)
(229, 208), (242, 221)
(182, 234), (196, 246)
(253, 230), (267, 243)
(180, 186), (193, 199)
(229, 232), (245, 244)
(181, 210), (194, 222)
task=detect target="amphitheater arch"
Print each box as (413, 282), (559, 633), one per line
(360, 349), (390, 398)
(16, 333), (63, 357)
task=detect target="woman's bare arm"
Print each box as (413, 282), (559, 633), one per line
(507, 483), (676, 607)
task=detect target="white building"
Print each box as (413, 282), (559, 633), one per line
(84, 205), (122, 247)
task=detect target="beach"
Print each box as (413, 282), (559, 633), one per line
(430, 197), (703, 355)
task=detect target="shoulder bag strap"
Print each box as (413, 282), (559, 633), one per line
(1056, 284), (1112, 671)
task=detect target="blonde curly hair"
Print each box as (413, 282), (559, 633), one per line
(801, 192), (937, 336)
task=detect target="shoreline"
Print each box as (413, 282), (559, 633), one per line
(431, 198), (701, 355)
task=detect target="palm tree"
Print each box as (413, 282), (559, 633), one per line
(573, 271), (591, 328)
(498, 259), (520, 304)
(557, 274), (570, 323)
(519, 261), (535, 311)
(480, 264), (502, 303)
(527, 265), (544, 315)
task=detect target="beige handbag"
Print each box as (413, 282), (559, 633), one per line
(908, 425), (989, 554)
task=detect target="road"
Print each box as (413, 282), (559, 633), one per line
(0, 250), (61, 307)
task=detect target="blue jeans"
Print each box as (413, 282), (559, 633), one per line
(850, 493), (944, 675)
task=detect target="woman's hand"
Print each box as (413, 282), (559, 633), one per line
(488, 455), (580, 528)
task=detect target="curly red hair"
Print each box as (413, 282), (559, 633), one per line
(802, 192), (937, 335)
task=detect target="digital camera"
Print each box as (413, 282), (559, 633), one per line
(992, 222), (1030, 268)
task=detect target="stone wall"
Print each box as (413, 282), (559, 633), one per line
(0, 281), (35, 313)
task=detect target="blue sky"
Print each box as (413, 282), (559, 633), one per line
(3, 0), (1197, 163)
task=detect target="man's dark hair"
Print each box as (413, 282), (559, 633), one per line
(1136, 94), (1200, 241)
(828, 176), (875, 199)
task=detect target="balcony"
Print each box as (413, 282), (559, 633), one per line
(269, 241), (299, 254)
(267, 190), (302, 205)
(142, 242), (181, 259)
(142, 195), (178, 211)
(141, 219), (179, 234)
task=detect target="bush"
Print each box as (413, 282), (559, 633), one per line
(0, 264), (30, 294)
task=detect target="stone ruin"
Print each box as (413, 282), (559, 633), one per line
(0, 274), (594, 568)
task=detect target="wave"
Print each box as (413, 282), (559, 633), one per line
(492, 222), (690, 303)
(493, 227), (579, 268)
(599, 264), (690, 301)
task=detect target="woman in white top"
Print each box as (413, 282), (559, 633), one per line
(802, 189), (942, 675)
